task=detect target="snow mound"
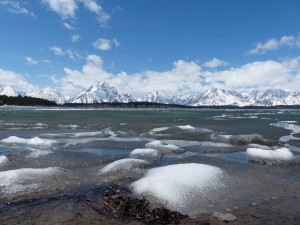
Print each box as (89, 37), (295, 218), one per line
(99, 158), (149, 175)
(0, 155), (8, 166)
(131, 163), (224, 214)
(130, 148), (161, 163)
(145, 140), (185, 154)
(247, 147), (294, 164)
(1, 136), (58, 148)
(0, 167), (66, 197)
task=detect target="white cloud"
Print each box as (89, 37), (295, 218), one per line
(203, 58), (228, 68)
(49, 46), (64, 56)
(25, 56), (38, 65)
(59, 55), (202, 97)
(0, 68), (38, 92)
(203, 58), (300, 90)
(58, 55), (300, 97)
(71, 34), (80, 42)
(79, 0), (110, 27)
(249, 34), (300, 54)
(92, 38), (120, 51)
(41, 0), (77, 19)
(0, 1), (35, 17)
(63, 22), (74, 30)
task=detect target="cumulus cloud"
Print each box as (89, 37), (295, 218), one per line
(203, 58), (228, 68)
(203, 58), (300, 90)
(249, 34), (300, 54)
(79, 0), (110, 26)
(25, 56), (38, 65)
(0, 1), (35, 17)
(41, 0), (77, 19)
(41, 0), (110, 26)
(58, 55), (300, 97)
(92, 38), (120, 51)
(59, 55), (203, 97)
(0, 68), (38, 92)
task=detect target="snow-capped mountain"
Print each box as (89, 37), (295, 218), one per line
(2, 82), (300, 106)
(0, 85), (22, 97)
(71, 82), (135, 103)
(143, 91), (172, 104)
(30, 88), (67, 104)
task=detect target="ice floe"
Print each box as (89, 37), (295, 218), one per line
(131, 163), (224, 214)
(1, 136), (58, 148)
(0, 155), (8, 166)
(149, 127), (169, 133)
(0, 167), (67, 197)
(145, 140), (185, 154)
(247, 147), (294, 164)
(271, 121), (300, 134)
(99, 158), (149, 176)
(130, 148), (161, 163)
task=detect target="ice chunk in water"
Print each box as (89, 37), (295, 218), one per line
(26, 149), (53, 158)
(99, 158), (149, 175)
(131, 163), (224, 214)
(0, 167), (66, 197)
(130, 148), (161, 163)
(1, 136), (58, 148)
(145, 140), (185, 154)
(247, 147), (294, 164)
(0, 155), (8, 166)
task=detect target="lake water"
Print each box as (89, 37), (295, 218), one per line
(0, 107), (299, 224)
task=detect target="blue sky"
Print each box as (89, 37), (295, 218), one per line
(0, 0), (300, 97)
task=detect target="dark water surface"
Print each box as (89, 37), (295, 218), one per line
(0, 107), (299, 224)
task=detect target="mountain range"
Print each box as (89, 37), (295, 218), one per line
(1, 82), (300, 106)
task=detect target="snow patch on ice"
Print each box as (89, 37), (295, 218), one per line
(131, 163), (224, 214)
(248, 144), (272, 150)
(247, 147), (294, 164)
(0, 155), (8, 166)
(130, 148), (161, 163)
(1, 136), (58, 148)
(177, 125), (196, 130)
(145, 140), (185, 154)
(99, 158), (149, 175)
(0, 167), (66, 197)
(149, 127), (169, 133)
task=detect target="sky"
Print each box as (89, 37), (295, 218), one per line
(0, 0), (300, 98)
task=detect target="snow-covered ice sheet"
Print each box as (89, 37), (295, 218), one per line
(145, 140), (185, 154)
(131, 163), (224, 214)
(0, 155), (8, 166)
(247, 147), (294, 164)
(130, 148), (161, 163)
(1, 136), (58, 148)
(99, 158), (149, 175)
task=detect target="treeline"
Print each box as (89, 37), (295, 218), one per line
(0, 95), (57, 106)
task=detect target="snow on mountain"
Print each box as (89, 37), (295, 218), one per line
(2, 82), (300, 106)
(71, 82), (135, 103)
(32, 88), (66, 104)
(0, 85), (21, 97)
(143, 91), (171, 104)
(190, 89), (243, 106)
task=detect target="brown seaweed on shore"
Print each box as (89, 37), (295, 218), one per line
(101, 185), (188, 224)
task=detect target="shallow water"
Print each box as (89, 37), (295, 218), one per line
(0, 107), (299, 224)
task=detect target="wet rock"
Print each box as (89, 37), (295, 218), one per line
(103, 185), (188, 224)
